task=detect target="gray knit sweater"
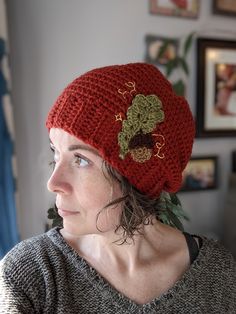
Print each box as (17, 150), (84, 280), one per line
(0, 227), (236, 314)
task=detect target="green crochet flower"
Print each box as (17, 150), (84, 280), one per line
(118, 94), (165, 160)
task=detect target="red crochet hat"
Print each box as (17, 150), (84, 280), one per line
(46, 63), (195, 198)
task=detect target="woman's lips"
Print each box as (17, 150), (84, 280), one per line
(58, 208), (80, 217)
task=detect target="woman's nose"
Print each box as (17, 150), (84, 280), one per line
(47, 164), (72, 195)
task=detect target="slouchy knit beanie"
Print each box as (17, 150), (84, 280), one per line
(46, 63), (195, 198)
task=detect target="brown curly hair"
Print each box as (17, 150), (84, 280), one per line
(100, 161), (162, 244)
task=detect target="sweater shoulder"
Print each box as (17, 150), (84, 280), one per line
(0, 231), (57, 283)
(0, 232), (59, 312)
(199, 237), (236, 277)
(2, 232), (49, 264)
(204, 238), (235, 261)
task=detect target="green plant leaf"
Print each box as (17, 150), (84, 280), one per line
(158, 211), (171, 225)
(179, 57), (189, 75)
(47, 205), (63, 228)
(52, 216), (63, 228)
(183, 32), (195, 57)
(169, 193), (181, 206)
(47, 207), (56, 219)
(156, 192), (189, 231)
(172, 80), (185, 96)
(167, 209), (184, 231)
(165, 58), (178, 77)
(171, 204), (189, 221)
(157, 39), (172, 59)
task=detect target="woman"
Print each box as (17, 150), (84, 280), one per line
(1, 63), (235, 313)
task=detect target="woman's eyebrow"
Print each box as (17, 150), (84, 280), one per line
(68, 144), (99, 156)
(49, 140), (99, 156)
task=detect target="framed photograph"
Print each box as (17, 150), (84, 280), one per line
(145, 35), (178, 66)
(232, 150), (236, 173)
(181, 156), (218, 192)
(149, 0), (200, 19)
(196, 38), (236, 137)
(213, 0), (236, 16)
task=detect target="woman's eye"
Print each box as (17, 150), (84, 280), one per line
(74, 154), (89, 167)
(49, 154), (58, 168)
(49, 147), (59, 169)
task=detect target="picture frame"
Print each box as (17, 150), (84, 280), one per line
(145, 35), (178, 66)
(212, 0), (236, 17)
(196, 38), (236, 137)
(232, 150), (236, 173)
(149, 0), (200, 19)
(180, 156), (218, 192)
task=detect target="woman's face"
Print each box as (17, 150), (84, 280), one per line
(47, 128), (123, 237)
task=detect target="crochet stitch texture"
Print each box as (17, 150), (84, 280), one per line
(46, 63), (195, 198)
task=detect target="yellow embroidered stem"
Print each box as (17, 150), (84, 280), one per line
(125, 81), (136, 95)
(118, 81), (136, 99)
(153, 134), (165, 159)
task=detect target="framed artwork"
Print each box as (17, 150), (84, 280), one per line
(213, 0), (236, 16)
(196, 38), (236, 137)
(149, 0), (200, 19)
(232, 150), (236, 173)
(181, 156), (218, 192)
(145, 35), (178, 66)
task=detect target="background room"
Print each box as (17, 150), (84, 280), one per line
(1, 0), (236, 257)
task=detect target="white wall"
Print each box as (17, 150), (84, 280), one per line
(6, 0), (236, 240)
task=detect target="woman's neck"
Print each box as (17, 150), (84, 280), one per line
(60, 220), (183, 272)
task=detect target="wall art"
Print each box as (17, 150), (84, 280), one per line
(213, 0), (236, 16)
(181, 156), (218, 191)
(196, 38), (236, 137)
(149, 0), (200, 19)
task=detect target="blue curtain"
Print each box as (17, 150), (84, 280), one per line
(0, 38), (20, 258)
